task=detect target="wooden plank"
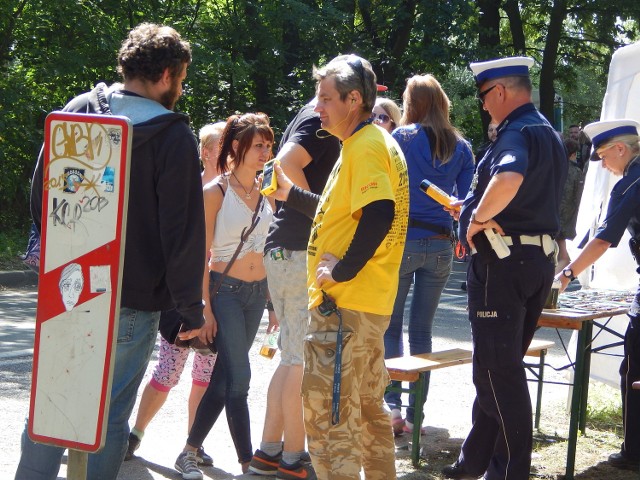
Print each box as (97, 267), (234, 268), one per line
(525, 339), (554, 358)
(385, 348), (472, 378)
(537, 318), (583, 330)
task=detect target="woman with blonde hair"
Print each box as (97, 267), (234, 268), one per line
(384, 74), (475, 435)
(372, 97), (402, 133)
(557, 119), (640, 471)
(200, 122), (226, 184)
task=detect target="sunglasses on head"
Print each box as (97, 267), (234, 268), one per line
(372, 112), (391, 124)
(346, 55), (366, 92)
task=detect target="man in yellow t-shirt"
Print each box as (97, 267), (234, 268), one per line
(307, 123), (408, 314)
(266, 54), (408, 480)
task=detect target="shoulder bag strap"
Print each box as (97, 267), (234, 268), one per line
(210, 194), (264, 296)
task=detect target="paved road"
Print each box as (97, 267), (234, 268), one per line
(0, 261), (574, 479)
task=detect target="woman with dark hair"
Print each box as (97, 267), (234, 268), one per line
(384, 74), (475, 435)
(175, 113), (275, 480)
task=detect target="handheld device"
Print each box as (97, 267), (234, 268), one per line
(419, 179), (460, 211)
(483, 228), (511, 259)
(260, 159), (279, 196)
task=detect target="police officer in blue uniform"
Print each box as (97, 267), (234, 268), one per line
(442, 57), (567, 480)
(557, 119), (640, 471)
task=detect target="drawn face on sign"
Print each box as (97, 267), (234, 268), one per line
(59, 263), (84, 311)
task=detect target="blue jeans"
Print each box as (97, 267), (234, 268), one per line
(383, 237), (452, 423)
(15, 308), (160, 480)
(187, 272), (267, 464)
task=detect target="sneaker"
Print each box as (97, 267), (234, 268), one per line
(195, 446), (213, 466)
(608, 451), (640, 470)
(390, 409), (405, 437)
(402, 421), (427, 436)
(277, 460), (317, 480)
(124, 432), (141, 461)
(249, 449), (282, 475)
(174, 451), (203, 480)
(442, 461), (478, 479)
(392, 417), (406, 436)
(300, 451), (311, 464)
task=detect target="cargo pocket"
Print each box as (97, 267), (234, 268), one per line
(302, 330), (355, 400)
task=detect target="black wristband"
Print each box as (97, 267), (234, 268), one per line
(266, 300), (274, 312)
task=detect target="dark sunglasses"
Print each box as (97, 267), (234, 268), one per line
(372, 112), (391, 124)
(346, 55), (366, 91)
(476, 84), (497, 103)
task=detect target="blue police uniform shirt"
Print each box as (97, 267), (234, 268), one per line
(595, 158), (640, 247)
(459, 103), (567, 245)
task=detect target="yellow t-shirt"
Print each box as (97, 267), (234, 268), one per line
(307, 124), (409, 315)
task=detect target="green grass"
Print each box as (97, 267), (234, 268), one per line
(586, 381), (624, 433)
(0, 226), (30, 270)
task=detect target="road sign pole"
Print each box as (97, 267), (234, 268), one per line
(68, 450), (87, 480)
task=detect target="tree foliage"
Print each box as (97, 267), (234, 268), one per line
(1, 0), (639, 231)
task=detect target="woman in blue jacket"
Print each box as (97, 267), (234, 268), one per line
(385, 74), (475, 435)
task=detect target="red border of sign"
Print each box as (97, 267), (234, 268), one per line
(28, 112), (131, 452)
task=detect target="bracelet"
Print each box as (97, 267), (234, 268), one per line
(266, 300), (274, 312)
(470, 210), (489, 226)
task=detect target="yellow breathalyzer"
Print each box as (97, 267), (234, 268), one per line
(419, 179), (460, 211)
(260, 159), (279, 196)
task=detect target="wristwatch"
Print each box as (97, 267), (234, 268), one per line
(562, 267), (576, 281)
(470, 210), (488, 226)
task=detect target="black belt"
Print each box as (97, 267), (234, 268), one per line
(408, 218), (451, 236)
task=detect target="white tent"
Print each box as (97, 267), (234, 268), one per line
(567, 41), (640, 387)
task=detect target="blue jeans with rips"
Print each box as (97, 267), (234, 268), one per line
(15, 308), (160, 480)
(187, 272), (267, 464)
(383, 237), (453, 424)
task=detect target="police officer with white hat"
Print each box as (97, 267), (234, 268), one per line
(443, 57), (567, 479)
(556, 118), (640, 471)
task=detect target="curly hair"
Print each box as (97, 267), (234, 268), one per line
(117, 23), (192, 83)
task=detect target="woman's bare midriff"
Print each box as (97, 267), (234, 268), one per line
(209, 251), (266, 282)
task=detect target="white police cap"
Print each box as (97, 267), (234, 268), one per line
(470, 56), (534, 86)
(583, 119), (640, 150)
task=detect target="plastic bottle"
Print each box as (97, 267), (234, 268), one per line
(259, 330), (279, 359)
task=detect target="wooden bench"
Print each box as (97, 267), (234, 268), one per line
(386, 349), (472, 467)
(385, 340), (554, 467)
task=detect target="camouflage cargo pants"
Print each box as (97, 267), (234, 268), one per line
(302, 307), (396, 480)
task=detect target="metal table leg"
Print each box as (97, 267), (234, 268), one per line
(411, 373), (425, 468)
(565, 323), (590, 480)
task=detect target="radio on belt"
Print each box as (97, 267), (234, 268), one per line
(484, 228), (511, 259)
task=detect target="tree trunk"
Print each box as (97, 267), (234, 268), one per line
(540, 0), (567, 123)
(503, 0), (526, 54)
(476, 0), (502, 136)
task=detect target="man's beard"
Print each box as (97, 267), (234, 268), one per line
(159, 78), (181, 110)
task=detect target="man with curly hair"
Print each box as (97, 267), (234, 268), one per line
(15, 23), (205, 480)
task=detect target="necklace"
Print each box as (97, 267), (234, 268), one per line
(231, 171), (255, 199)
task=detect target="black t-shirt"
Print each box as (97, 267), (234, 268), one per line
(264, 104), (340, 252)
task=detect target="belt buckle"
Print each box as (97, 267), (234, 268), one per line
(270, 247), (285, 260)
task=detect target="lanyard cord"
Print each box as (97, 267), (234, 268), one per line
(319, 290), (344, 426)
(331, 306), (344, 425)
